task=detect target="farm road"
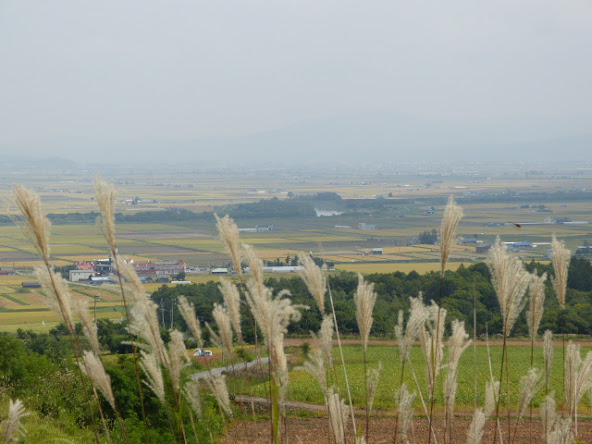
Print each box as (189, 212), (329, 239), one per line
(190, 357), (270, 381)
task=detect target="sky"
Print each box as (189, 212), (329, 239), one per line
(1, 1), (591, 164)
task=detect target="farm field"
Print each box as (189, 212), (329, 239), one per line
(240, 344), (586, 410)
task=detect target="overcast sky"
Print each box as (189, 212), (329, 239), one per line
(1, 1), (591, 163)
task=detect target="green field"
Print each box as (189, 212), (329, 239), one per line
(242, 344), (584, 410)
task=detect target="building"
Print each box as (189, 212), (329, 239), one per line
(132, 261), (186, 277)
(358, 223), (376, 230)
(371, 248), (383, 255)
(476, 244), (492, 254)
(69, 269), (96, 282)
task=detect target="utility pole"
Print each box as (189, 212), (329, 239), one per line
(160, 305), (166, 328)
(94, 295), (100, 323)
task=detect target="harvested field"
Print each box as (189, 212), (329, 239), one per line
(222, 416), (592, 443)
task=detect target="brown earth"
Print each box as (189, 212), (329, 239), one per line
(222, 416), (592, 443)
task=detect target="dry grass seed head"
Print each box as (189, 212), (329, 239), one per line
(140, 351), (165, 404)
(440, 196), (463, 276)
(178, 296), (204, 349)
(313, 315), (334, 370)
(167, 330), (190, 392)
(551, 235), (570, 309)
(216, 214), (243, 279)
(367, 362), (382, 414)
(298, 253), (327, 315)
(485, 380), (500, 417)
(128, 299), (169, 367)
(541, 394), (557, 439)
(544, 330), (554, 388)
(517, 367), (542, 420)
(526, 272), (547, 341)
(115, 256), (148, 304)
(183, 381), (202, 419)
(395, 295), (428, 364)
(219, 277), (243, 342)
(94, 177), (117, 255)
(207, 373), (232, 417)
(35, 266), (75, 335)
(80, 351), (116, 410)
(72, 298), (100, 354)
(327, 388), (349, 444)
(299, 347), (328, 395)
(354, 273), (377, 351)
(243, 243), (264, 294)
(466, 409), (486, 444)
(2, 399), (29, 444)
(421, 300), (447, 392)
(211, 303), (234, 359)
(488, 240), (532, 335)
(396, 383), (417, 443)
(13, 185), (51, 263)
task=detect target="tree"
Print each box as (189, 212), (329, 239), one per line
(419, 229), (438, 245)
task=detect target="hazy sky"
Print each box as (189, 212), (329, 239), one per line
(1, 1), (591, 163)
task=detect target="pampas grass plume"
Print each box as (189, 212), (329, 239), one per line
(215, 214), (243, 280)
(140, 351), (165, 404)
(178, 296), (204, 349)
(327, 388), (349, 444)
(440, 196), (463, 276)
(354, 274), (377, 351)
(298, 253), (327, 315)
(395, 296), (427, 364)
(207, 373), (233, 417)
(544, 330), (554, 389)
(13, 185), (51, 263)
(94, 177), (117, 254)
(219, 277), (243, 342)
(551, 235), (570, 309)
(396, 383), (416, 444)
(2, 399), (29, 443)
(80, 351), (116, 410)
(526, 272), (547, 341)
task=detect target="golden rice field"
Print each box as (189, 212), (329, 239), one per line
(335, 261), (473, 274)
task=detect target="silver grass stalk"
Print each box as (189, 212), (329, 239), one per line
(366, 362), (382, 414)
(395, 295), (428, 364)
(396, 383), (417, 444)
(445, 320), (471, 441)
(183, 381), (202, 419)
(72, 298), (100, 354)
(485, 380), (500, 417)
(35, 266), (75, 335)
(211, 303), (234, 359)
(488, 239), (532, 335)
(313, 315), (334, 371)
(354, 273), (377, 351)
(551, 236), (570, 310)
(207, 373), (232, 417)
(216, 214), (243, 280)
(541, 394), (556, 443)
(517, 368), (542, 421)
(167, 330), (190, 393)
(466, 409), (486, 444)
(219, 277), (243, 342)
(2, 399), (29, 443)
(300, 347), (328, 394)
(440, 196), (463, 276)
(564, 341), (592, 434)
(420, 301), (447, 393)
(548, 418), (573, 444)
(80, 351), (116, 410)
(526, 272), (547, 341)
(178, 296), (204, 349)
(94, 177), (117, 255)
(128, 298), (169, 367)
(13, 185), (51, 263)
(544, 330), (554, 390)
(245, 281), (303, 382)
(327, 388), (350, 444)
(298, 253), (327, 315)
(140, 351), (165, 404)
(115, 256), (148, 304)
(243, 243), (264, 292)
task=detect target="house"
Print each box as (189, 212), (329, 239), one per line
(476, 244), (492, 254)
(358, 223), (376, 230)
(132, 260), (186, 277)
(211, 268), (229, 275)
(371, 248), (383, 255)
(22, 281), (41, 288)
(69, 269), (96, 282)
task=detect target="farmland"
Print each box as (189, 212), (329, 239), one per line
(1, 164), (592, 331)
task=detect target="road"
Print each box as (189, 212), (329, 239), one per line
(190, 356), (270, 381)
